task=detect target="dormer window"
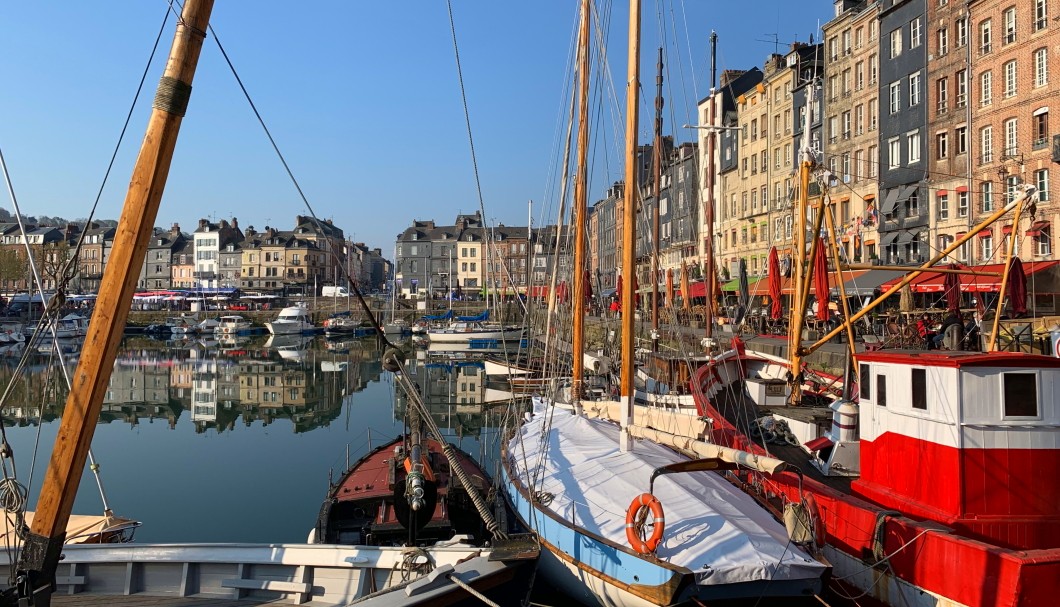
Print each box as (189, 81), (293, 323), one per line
(1002, 372), (1039, 419)
(157, 239), (164, 246)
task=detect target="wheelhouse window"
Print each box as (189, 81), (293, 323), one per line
(1002, 372), (1039, 418)
(911, 368), (927, 410)
(876, 374), (887, 407)
(860, 364), (871, 399)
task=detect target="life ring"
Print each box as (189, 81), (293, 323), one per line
(625, 493), (665, 554)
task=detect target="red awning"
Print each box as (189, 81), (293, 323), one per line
(878, 261), (1060, 293)
(1027, 221), (1050, 237)
(805, 436), (834, 452)
(977, 229), (992, 238)
(1002, 225), (1013, 235)
(937, 189), (948, 196)
(956, 185), (969, 193)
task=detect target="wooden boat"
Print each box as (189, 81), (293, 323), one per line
(315, 437), (491, 546)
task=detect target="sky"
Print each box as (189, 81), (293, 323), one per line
(0, 1), (828, 253)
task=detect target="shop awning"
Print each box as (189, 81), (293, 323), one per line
(897, 231), (919, 245)
(836, 269), (907, 296)
(720, 276), (764, 292)
(882, 232), (900, 245)
(878, 261), (1060, 293)
(881, 188), (901, 214)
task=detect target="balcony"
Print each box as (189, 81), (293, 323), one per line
(192, 271), (216, 279)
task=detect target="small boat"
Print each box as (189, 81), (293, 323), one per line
(165, 315), (198, 335)
(426, 311), (524, 344)
(382, 317), (409, 335)
(323, 312), (376, 337)
(24, 313), (90, 340)
(265, 334), (314, 362)
(214, 314), (253, 336)
(196, 317), (220, 334)
(265, 302), (315, 335)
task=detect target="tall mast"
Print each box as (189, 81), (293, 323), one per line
(651, 47), (664, 346)
(570, 0), (592, 399)
(788, 85), (814, 407)
(12, 0), (216, 600)
(704, 31), (718, 341)
(620, 0), (642, 452)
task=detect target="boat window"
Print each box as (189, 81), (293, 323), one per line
(911, 368), (927, 410)
(876, 374), (887, 406)
(859, 364), (870, 399)
(1003, 372), (1038, 418)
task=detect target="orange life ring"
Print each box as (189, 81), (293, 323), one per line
(625, 493), (665, 554)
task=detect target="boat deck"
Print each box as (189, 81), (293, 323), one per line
(712, 384), (854, 494)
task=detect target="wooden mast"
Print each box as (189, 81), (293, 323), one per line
(12, 1), (215, 601)
(651, 47), (663, 347)
(787, 85), (814, 407)
(570, 0), (591, 400)
(703, 31), (718, 342)
(987, 186), (1028, 351)
(620, 0), (642, 452)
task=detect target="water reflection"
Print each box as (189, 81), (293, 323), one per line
(0, 335), (522, 543)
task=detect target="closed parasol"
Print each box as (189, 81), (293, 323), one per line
(665, 268), (674, 307)
(943, 265), (961, 313)
(1007, 256), (1027, 316)
(767, 247), (783, 320)
(680, 261), (691, 311)
(812, 238), (830, 321)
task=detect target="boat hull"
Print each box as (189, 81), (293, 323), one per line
(428, 327), (524, 343)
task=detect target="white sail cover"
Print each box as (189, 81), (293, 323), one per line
(511, 398), (826, 587)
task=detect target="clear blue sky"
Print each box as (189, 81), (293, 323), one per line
(0, 2), (827, 253)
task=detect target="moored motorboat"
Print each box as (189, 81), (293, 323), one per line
(214, 314), (252, 336)
(265, 302), (315, 335)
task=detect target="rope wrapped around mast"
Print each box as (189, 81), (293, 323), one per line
(153, 76), (191, 116)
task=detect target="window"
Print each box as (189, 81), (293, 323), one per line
(855, 104), (864, 135)
(869, 98), (878, 130)
(937, 132), (949, 159)
(982, 234), (994, 259)
(1035, 0), (1049, 32)
(1035, 48), (1048, 87)
(1004, 118), (1018, 156)
(1003, 60), (1017, 98)
(980, 125), (993, 163)
(876, 374), (887, 406)
(938, 193), (950, 220)
(909, 72), (921, 106)
(843, 29), (851, 54)
(910, 17), (922, 48)
(956, 125), (968, 154)
(856, 26), (864, 49)
(1036, 169), (1050, 201)
(842, 111), (851, 138)
(1037, 227), (1052, 256)
(956, 17), (968, 47)
(1035, 110), (1050, 148)
(869, 145), (878, 176)
(980, 70), (993, 106)
(1002, 7), (1016, 44)
(890, 27), (903, 58)
(869, 53), (878, 84)
(937, 27), (949, 56)
(980, 19), (992, 54)
(1003, 372), (1038, 418)
(908, 130), (921, 163)
(856, 61), (865, 90)
(829, 115), (838, 142)
(911, 369), (927, 410)
(937, 78), (949, 114)
(829, 36), (839, 61)
(889, 81), (901, 114)
(843, 153), (852, 182)
(958, 233), (969, 261)
(982, 181), (994, 212)
(859, 365), (871, 399)
(870, 19), (878, 41)
(956, 70), (967, 108)
(958, 191), (969, 217)
(842, 69), (851, 95)
(888, 137), (901, 169)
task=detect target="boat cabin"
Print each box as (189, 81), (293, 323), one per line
(852, 350), (1060, 550)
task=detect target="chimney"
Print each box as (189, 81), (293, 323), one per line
(231, 217), (238, 230)
(198, 218), (209, 230)
(170, 223), (180, 234)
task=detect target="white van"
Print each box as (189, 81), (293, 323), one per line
(321, 286), (350, 297)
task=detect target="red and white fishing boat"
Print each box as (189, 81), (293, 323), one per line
(683, 178), (1060, 607)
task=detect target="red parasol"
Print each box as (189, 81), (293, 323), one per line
(1007, 256), (1027, 316)
(583, 269), (594, 302)
(767, 247), (783, 320)
(943, 265), (961, 313)
(616, 275), (623, 301)
(813, 238), (830, 321)
(557, 281), (569, 305)
(665, 268), (674, 306)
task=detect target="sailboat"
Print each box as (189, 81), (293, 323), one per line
(501, 2), (827, 605)
(0, 3), (534, 605)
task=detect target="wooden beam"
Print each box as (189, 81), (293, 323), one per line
(16, 0), (215, 597)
